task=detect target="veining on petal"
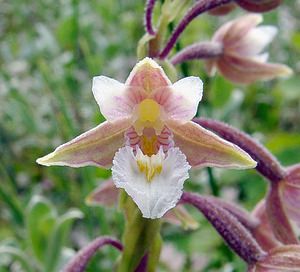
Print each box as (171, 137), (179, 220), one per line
(112, 146), (191, 219)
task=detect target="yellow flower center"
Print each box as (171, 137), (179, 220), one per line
(138, 99), (160, 122)
(136, 151), (163, 182)
(134, 99), (164, 135)
(140, 135), (157, 156)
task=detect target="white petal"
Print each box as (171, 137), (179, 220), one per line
(156, 77), (203, 122)
(252, 52), (269, 63)
(111, 146), (191, 219)
(92, 76), (136, 121)
(233, 26), (278, 56)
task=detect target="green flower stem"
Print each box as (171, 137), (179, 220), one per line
(148, 15), (169, 57)
(207, 167), (220, 196)
(118, 193), (162, 272)
(148, 0), (191, 58)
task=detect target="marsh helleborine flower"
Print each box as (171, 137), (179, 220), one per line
(37, 58), (256, 219)
(205, 14), (292, 84)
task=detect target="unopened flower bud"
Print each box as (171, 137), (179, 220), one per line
(209, 3), (237, 16)
(235, 0), (282, 13)
(205, 14), (292, 84)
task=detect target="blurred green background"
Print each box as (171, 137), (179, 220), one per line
(0, 1), (300, 271)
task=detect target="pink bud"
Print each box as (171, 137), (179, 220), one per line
(236, 0), (282, 12)
(209, 3), (237, 16)
(206, 14), (292, 84)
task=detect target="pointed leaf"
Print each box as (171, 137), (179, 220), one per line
(26, 196), (56, 262)
(45, 209), (83, 272)
(0, 246), (34, 272)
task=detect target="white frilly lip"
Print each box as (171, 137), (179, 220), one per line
(111, 146), (191, 219)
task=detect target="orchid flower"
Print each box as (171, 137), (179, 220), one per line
(37, 58), (256, 219)
(205, 14), (292, 84)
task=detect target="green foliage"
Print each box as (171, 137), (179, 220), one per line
(0, 195), (82, 272)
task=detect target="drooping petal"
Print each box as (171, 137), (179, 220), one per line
(163, 205), (199, 230)
(85, 179), (119, 207)
(281, 184), (300, 227)
(212, 20), (235, 43)
(251, 200), (281, 251)
(282, 164), (300, 225)
(125, 57), (171, 93)
(166, 120), (257, 169)
(222, 14), (263, 49)
(232, 26), (277, 56)
(112, 146), (190, 219)
(204, 59), (218, 76)
(152, 77), (203, 122)
(216, 54), (293, 84)
(37, 119), (132, 168)
(255, 245), (300, 272)
(92, 76), (146, 121)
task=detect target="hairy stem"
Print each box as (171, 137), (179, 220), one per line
(181, 192), (266, 264)
(144, 0), (157, 35)
(171, 41), (223, 65)
(64, 237), (123, 272)
(159, 0), (231, 59)
(194, 118), (285, 183)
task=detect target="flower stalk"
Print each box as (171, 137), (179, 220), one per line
(181, 192), (266, 265)
(64, 237), (123, 272)
(195, 118), (300, 246)
(159, 0), (232, 59)
(144, 0), (157, 35)
(194, 118), (285, 183)
(118, 195), (162, 272)
(170, 41), (223, 65)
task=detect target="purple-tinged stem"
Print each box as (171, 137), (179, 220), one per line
(181, 195), (279, 251)
(144, 0), (156, 35)
(181, 192), (266, 265)
(170, 41), (223, 65)
(203, 196), (259, 230)
(134, 254), (148, 272)
(266, 183), (299, 245)
(63, 236), (123, 272)
(194, 118), (285, 183)
(158, 0), (232, 59)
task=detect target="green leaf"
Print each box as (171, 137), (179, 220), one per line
(0, 246), (34, 272)
(26, 196), (56, 263)
(56, 16), (78, 50)
(45, 209), (83, 272)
